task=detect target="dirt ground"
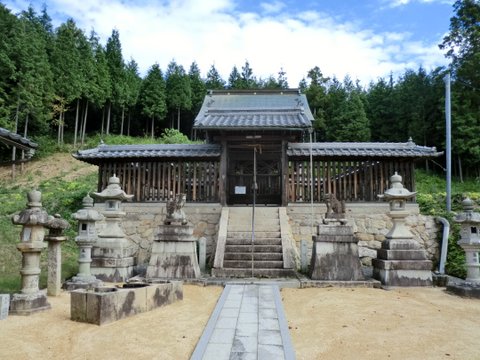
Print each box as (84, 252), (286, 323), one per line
(1, 285), (479, 360)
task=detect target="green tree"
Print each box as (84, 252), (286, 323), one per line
(139, 63), (167, 138)
(205, 64), (225, 90)
(51, 19), (83, 144)
(105, 29), (126, 135)
(227, 65), (242, 89)
(325, 77), (370, 142)
(165, 59), (192, 131)
(124, 59), (141, 136)
(440, 0), (480, 176)
(304, 67), (329, 139)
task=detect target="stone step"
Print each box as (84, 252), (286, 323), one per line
(228, 224), (281, 232)
(227, 231), (281, 239)
(222, 260), (284, 269)
(225, 244), (283, 253)
(227, 219), (280, 227)
(377, 249), (428, 261)
(211, 268), (296, 278)
(226, 238), (282, 246)
(223, 252), (284, 261)
(229, 207), (279, 215)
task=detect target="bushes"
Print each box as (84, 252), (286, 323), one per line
(416, 169), (475, 279)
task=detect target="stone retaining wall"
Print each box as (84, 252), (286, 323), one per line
(94, 203), (222, 267)
(94, 202), (440, 271)
(286, 203), (440, 267)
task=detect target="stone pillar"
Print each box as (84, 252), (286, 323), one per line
(146, 194), (200, 279)
(9, 190), (51, 315)
(91, 175), (135, 282)
(44, 214), (69, 296)
(373, 173), (432, 286)
(454, 198), (480, 283)
(64, 194), (104, 290)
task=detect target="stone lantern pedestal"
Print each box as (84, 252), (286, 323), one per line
(91, 175), (135, 282)
(447, 198), (480, 298)
(64, 194), (104, 291)
(146, 194), (200, 279)
(45, 214), (69, 296)
(10, 190), (51, 315)
(373, 173), (432, 286)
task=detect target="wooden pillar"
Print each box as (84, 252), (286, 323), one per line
(219, 138), (227, 205)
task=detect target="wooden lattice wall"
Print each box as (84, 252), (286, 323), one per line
(98, 160), (220, 202)
(287, 159), (414, 203)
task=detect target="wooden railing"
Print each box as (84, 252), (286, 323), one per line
(287, 159), (414, 202)
(98, 160), (220, 202)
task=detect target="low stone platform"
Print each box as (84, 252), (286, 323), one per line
(446, 279), (480, 299)
(70, 281), (182, 325)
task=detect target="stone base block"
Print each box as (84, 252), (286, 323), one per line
(373, 269), (432, 286)
(382, 239), (421, 250)
(1, 294), (10, 320)
(372, 259), (432, 271)
(9, 291), (51, 315)
(63, 276), (104, 291)
(70, 281), (183, 325)
(310, 239), (364, 281)
(377, 249), (428, 261)
(91, 264), (135, 282)
(146, 240), (200, 279)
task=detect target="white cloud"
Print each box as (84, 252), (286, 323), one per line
(384, 0), (454, 8)
(4, 0), (448, 86)
(260, 1), (287, 14)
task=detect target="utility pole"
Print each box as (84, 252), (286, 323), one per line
(445, 73), (452, 213)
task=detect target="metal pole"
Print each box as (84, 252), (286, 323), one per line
(445, 73), (452, 213)
(309, 128), (314, 233)
(251, 147), (257, 278)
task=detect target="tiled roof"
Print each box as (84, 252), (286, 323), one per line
(0, 127), (38, 150)
(287, 141), (443, 158)
(193, 90), (314, 130)
(73, 144), (221, 163)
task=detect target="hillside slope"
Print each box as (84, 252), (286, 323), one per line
(0, 153), (97, 187)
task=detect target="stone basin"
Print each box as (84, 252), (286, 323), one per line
(71, 281), (183, 325)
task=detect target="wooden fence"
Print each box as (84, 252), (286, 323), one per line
(98, 160), (220, 202)
(287, 159), (414, 202)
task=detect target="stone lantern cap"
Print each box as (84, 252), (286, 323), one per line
(378, 172), (416, 201)
(92, 174), (134, 201)
(12, 189), (49, 226)
(45, 214), (70, 233)
(73, 194), (104, 222)
(454, 197), (480, 224)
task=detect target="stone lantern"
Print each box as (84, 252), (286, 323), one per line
(44, 214), (69, 296)
(91, 175), (135, 281)
(64, 194), (104, 290)
(454, 197), (480, 283)
(9, 189), (51, 315)
(373, 172), (432, 286)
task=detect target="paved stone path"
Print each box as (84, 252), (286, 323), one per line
(190, 284), (295, 360)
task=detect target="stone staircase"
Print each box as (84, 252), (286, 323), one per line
(212, 207), (296, 278)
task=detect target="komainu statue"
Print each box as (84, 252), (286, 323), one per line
(164, 193), (188, 225)
(324, 193), (346, 224)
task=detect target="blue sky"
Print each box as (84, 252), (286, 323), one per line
(3, 0), (454, 86)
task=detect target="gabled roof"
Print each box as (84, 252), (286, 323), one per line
(287, 140), (443, 158)
(73, 143), (221, 164)
(0, 127), (38, 151)
(193, 89), (314, 130)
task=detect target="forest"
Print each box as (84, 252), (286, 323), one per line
(0, 0), (478, 178)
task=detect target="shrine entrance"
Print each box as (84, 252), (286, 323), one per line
(227, 143), (282, 205)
